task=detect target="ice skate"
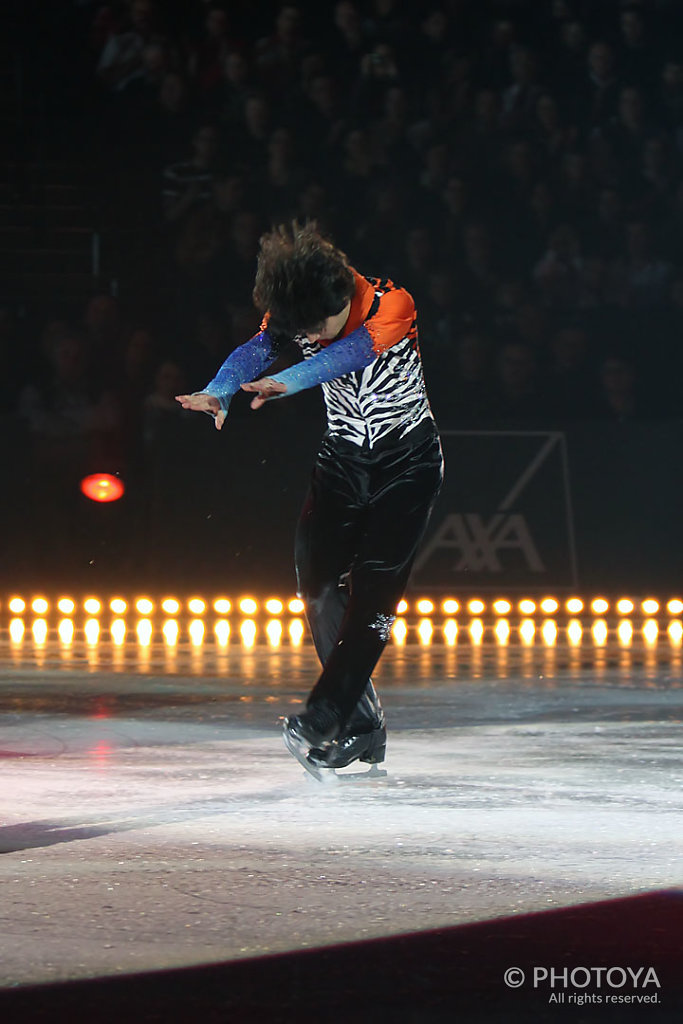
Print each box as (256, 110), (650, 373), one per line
(282, 701), (341, 781)
(308, 682), (387, 771)
(309, 724), (386, 769)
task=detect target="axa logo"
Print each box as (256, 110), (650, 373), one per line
(414, 431), (577, 579)
(415, 512), (544, 573)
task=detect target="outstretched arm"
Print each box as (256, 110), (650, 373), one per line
(241, 325), (377, 409)
(242, 283), (416, 409)
(176, 329), (277, 429)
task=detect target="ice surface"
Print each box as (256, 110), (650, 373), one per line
(0, 638), (682, 986)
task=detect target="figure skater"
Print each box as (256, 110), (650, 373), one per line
(176, 223), (443, 777)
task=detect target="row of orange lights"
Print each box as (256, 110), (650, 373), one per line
(7, 616), (304, 648)
(4, 596), (683, 617)
(4, 596), (300, 617)
(5, 616), (681, 648)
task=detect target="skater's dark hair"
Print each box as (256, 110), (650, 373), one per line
(253, 222), (354, 342)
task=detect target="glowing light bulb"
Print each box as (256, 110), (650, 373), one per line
(9, 597), (26, 614)
(111, 619), (126, 645)
(289, 618), (305, 645)
(162, 598), (180, 615)
(392, 618), (408, 644)
(240, 619), (257, 647)
(567, 619), (582, 646)
(265, 598), (284, 615)
(188, 598), (205, 615)
(84, 618), (100, 645)
(239, 598), (258, 615)
(214, 598), (231, 614)
(416, 599), (434, 615)
(110, 598), (127, 614)
(83, 598), (101, 615)
(288, 598), (305, 614)
(494, 619), (510, 645)
(541, 619), (557, 645)
(617, 620), (633, 646)
(519, 619), (535, 645)
(566, 598), (583, 614)
(592, 620), (608, 646)
(136, 598), (154, 615)
(469, 618), (484, 644)
(667, 599), (683, 616)
(668, 620), (683, 645)
(616, 599), (634, 615)
(136, 619), (153, 646)
(519, 599), (536, 615)
(591, 598), (609, 615)
(642, 599), (659, 616)
(643, 619), (658, 645)
(396, 599), (408, 614)
(468, 599), (485, 615)
(442, 599), (459, 615)
(9, 618), (24, 643)
(266, 619), (283, 646)
(189, 619), (204, 646)
(80, 472), (124, 502)
(443, 619), (458, 646)
(57, 598), (75, 615)
(32, 598), (48, 615)
(32, 619), (48, 645)
(162, 619), (179, 646)
(58, 619), (74, 644)
(214, 620), (230, 646)
(493, 600), (511, 616)
(417, 618), (433, 645)
(540, 598), (559, 615)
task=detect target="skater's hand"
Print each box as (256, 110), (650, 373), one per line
(175, 392), (226, 430)
(241, 378), (287, 410)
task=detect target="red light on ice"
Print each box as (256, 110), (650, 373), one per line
(80, 473), (125, 503)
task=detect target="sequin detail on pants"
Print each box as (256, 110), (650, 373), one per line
(369, 614), (396, 642)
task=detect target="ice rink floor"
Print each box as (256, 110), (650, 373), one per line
(1, 621), (682, 1021)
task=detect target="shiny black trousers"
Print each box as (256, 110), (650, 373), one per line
(294, 424), (444, 730)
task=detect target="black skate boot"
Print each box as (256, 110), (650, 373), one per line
(309, 682), (386, 770)
(282, 700), (341, 778)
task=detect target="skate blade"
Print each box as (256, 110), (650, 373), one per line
(282, 726), (333, 783)
(331, 763), (388, 783)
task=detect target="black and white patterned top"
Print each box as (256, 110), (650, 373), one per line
(294, 272), (435, 449)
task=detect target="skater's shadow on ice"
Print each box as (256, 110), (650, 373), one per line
(0, 795), (281, 854)
(0, 766), (396, 851)
(0, 819), (124, 852)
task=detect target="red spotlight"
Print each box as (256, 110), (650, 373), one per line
(80, 473), (125, 503)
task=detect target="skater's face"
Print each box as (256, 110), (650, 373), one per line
(304, 300), (352, 343)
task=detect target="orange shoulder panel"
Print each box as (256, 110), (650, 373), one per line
(364, 285), (417, 354)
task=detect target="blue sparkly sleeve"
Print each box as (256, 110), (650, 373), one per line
(201, 331), (277, 413)
(268, 326), (376, 396)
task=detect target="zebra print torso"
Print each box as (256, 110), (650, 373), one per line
(295, 289), (434, 449)
(296, 332), (434, 447)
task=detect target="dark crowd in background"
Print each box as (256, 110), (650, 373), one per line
(4, 0), (683, 485)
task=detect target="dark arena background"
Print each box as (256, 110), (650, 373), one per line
(2, 1), (683, 1021)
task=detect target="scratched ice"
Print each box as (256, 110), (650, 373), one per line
(0, 635), (682, 986)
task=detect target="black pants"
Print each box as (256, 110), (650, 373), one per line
(295, 422), (444, 730)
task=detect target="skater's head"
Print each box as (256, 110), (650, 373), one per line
(253, 222), (354, 343)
